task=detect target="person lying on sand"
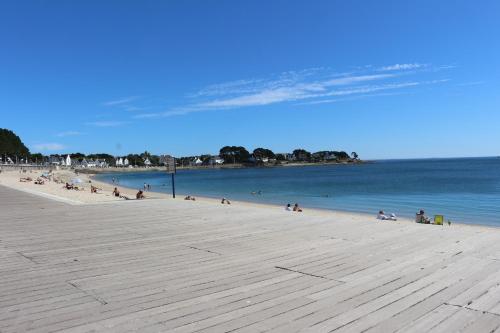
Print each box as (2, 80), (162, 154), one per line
(221, 197), (231, 204)
(184, 195), (196, 201)
(293, 203), (302, 212)
(19, 177), (32, 182)
(377, 211), (397, 221)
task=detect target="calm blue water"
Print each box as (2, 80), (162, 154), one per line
(95, 157), (500, 226)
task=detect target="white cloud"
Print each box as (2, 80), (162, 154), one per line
(195, 73), (396, 109)
(85, 121), (128, 127)
(33, 143), (65, 151)
(102, 96), (139, 106)
(55, 131), (82, 137)
(128, 64), (450, 118)
(379, 63), (426, 71)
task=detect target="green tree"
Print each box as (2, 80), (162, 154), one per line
(253, 148), (275, 160)
(126, 154), (145, 166)
(149, 155), (160, 166)
(332, 151), (350, 160)
(30, 153), (45, 164)
(87, 153), (115, 165)
(70, 152), (86, 161)
(0, 128), (30, 160)
(292, 149), (311, 162)
(219, 146), (250, 164)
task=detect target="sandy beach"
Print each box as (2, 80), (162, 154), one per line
(0, 168), (401, 222)
(0, 168), (169, 205)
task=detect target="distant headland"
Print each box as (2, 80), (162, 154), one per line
(0, 128), (362, 171)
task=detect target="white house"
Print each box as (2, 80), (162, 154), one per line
(123, 158), (129, 166)
(144, 158), (151, 167)
(115, 157), (123, 167)
(87, 159), (97, 168)
(192, 157), (203, 166)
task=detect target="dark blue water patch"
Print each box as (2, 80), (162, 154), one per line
(94, 157), (500, 226)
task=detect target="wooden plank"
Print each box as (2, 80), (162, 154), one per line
(3, 184), (500, 332)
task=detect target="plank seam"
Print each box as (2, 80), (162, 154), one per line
(67, 282), (108, 305)
(274, 266), (340, 281)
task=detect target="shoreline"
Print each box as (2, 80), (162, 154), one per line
(89, 173), (497, 231)
(74, 160), (366, 174)
(0, 168), (495, 230)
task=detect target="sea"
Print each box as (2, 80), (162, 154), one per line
(94, 157), (500, 226)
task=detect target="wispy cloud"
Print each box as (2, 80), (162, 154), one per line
(33, 143), (65, 151)
(55, 131), (82, 137)
(379, 63), (426, 71)
(129, 63), (450, 118)
(85, 121), (128, 127)
(102, 96), (140, 106)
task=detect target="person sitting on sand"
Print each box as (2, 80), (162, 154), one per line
(286, 203), (292, 211)
(91, 185), (98, 193)
(416, 209), (431, 224)
(185, 195), (196, 201)
(293, 203), (302, 212)
(136, 190), (145, 199)
(34, 178), (45, 185)
(65, 182), (74, 190)
(112, 187), (120, 197)
(221, 197), (231, 204)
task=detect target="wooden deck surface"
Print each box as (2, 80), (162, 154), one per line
(2, 185), (500, 332)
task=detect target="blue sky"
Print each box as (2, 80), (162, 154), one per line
(1, 0), (499, 159)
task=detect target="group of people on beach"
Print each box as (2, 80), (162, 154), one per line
(286, 203), (302, 212)
(111, 186), (145, 200)
(377, 209), (449, 225)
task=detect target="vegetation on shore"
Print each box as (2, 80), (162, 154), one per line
(0, 128), (361, 167)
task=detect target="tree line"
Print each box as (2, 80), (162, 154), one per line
(0, 128), (359, 166)
(217, 146), (357, 164)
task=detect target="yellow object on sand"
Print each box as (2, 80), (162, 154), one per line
(434, 215), (444, 225)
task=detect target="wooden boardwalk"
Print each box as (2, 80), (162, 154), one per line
(2, 185), (500, 332)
